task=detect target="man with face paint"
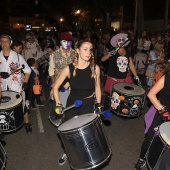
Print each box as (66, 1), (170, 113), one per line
(48, 32), (75, 123)
(101, 33), (140, 111)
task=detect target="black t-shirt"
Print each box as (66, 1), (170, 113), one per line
(108, 49), (131, 79)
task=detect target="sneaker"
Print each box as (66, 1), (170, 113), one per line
(37, 101), (44, 106)
(25, 123), (32, 133)
(58, 153), (67, 165)
(31, 103), (36, 109)
(134, 159), (146, 170)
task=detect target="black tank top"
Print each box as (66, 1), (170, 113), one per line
(69, 63), (95, 99)
(159, 74), (170, 112)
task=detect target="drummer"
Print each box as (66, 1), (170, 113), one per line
(0, 34), (32, 133)
(101, 33), (140, 111)
(53, 39), (102, 165)
(134, 62), (170, 170)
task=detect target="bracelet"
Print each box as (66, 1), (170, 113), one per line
(158, 106), (166, 113)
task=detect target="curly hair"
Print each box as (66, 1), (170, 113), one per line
(72, 40), (95, 77)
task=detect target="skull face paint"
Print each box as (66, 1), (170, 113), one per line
(117, 37), (125, 47)
(61, 40), (72, 50)
(117, 56), (128, 72)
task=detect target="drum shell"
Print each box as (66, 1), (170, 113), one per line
(58, 114), (111, 170)
(146, 122), (170, 170)
(0, 91), (24, 132)
(0, 143), (7, 170)
(110, 83), (146, 117)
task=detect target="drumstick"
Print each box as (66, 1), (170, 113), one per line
(110, 38), (130, 56)
(9, 64), (25, 76)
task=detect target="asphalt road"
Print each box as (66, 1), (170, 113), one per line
(1, 77), (152, 170)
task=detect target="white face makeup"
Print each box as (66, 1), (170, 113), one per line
(61, 40), (72, 50)
(117, 37), (126, 47)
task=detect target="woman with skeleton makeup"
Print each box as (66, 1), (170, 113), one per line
(101, 33), (140, 111)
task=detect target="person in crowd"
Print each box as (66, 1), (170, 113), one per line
(134, 62), (170, 170)
(101, 33), (139, 110)
(152, 62), (164, 86)
(163, 32), (170, 61)
(53, 39), (102, 165)
(26, 32), (43, 60)
(145, 41), (164, 89)
(0, 34), (32, 133)
(27, 58), (44, 109)
(48, 32), (75, 102)
(149, 36), (157, 51)
(137, 30), (148, 52)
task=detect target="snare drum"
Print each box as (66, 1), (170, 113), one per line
(110, 83), (145, 117)
(58, 113), (112, 170)
(0, 142), (6, 170)
(146, 122), (170, 170)
(0, 91), (24, 132)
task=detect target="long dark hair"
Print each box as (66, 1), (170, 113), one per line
(164, 62), (170, 75)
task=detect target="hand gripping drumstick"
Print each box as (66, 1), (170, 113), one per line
(55, 100), (83, 115)
(16, 90), (24, 99)
(109, 38), (130, 56)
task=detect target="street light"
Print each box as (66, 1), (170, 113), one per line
(60, 18), (64, 30)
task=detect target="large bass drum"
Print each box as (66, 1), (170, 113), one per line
(58, 113), (111, 170)
(0, 91), (24, 132)
(110, 83), (146, 117)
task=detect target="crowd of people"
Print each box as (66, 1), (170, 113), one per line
(0, 27), (170, 169)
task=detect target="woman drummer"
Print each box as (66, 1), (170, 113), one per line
(53, 39), (102, 165)
(101, 33), (139, 111)
(134, 62), (170, 170)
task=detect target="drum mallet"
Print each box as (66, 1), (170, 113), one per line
(16, 90), (24, 99)
(55, 100), (82, 115)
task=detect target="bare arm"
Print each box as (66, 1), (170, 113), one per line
(101, 52), (110, 62)
(147, 75), (165, 110)
(94, 65), (102, 103)
(52, 66), (70, 104)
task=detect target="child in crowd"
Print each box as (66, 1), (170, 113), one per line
(27, 58), (44, 109)
(152, 62), (164, 86)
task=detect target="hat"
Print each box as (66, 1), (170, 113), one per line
(60, 32), (73, 41)
(110, 33), (130, 47)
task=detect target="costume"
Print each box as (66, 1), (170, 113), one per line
(103, 49), (133, 94)
(0, 50), (31, 113)
(63, 63), (95, 122)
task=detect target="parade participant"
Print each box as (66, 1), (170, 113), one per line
(53, 40), (102, 165)
(101, 33), (140, 110)
(134, 62), (170, 170)
(48, 32), (75, 102)
(0, 34), (32, 133)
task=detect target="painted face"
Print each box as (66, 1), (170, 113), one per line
(117, 37), (126, 47)
(77, 42), (93, 61)
(61, 40), (72, 50)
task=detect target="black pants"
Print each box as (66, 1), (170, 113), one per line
(139, 112), (163, 159)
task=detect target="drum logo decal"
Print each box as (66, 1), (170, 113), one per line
(117, 56), (128, 72)
(0, 110), (15, 131)
(86, 140), (99, 150)
(111, 92), (120, 109)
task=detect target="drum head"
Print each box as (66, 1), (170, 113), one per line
(0, 91), (22, 110)
(159, 122), (170, 146)
(58, 113), (96, 131)
(113, 83), (145, 96)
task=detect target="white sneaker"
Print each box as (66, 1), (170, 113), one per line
(58, 153), (67, 165)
